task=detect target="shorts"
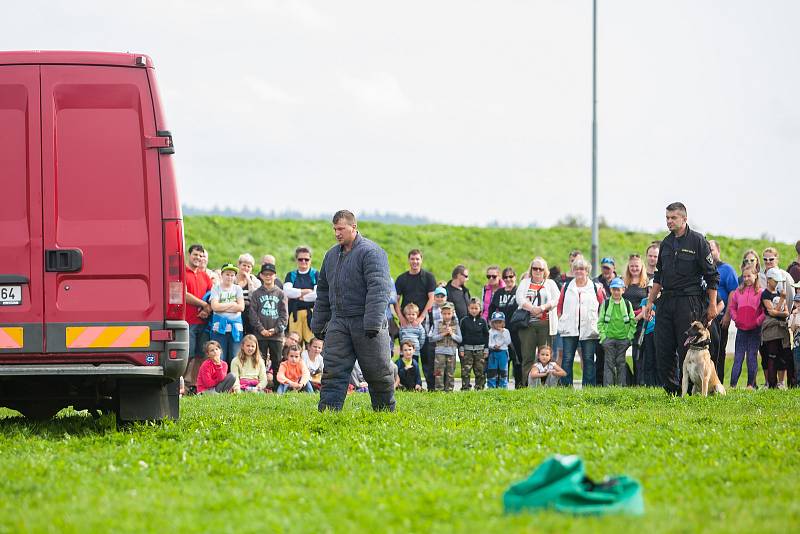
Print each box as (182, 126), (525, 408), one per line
(288, 308), (314, 344)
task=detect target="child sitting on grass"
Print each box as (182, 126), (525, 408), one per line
(398, 303), (426, 367)
(459, 297), (489, 391)
(231, 334), (270, 392)
(599, 277), (636, 386)
(349, 360), (370, 393)
(397, 340), (423, 391)
(528, 346), (566, 387)
(196, 340), (237, 394)
(487, 311), (511, 389)
(429, 302), (462, 391)
(303, 337), (324, 391)
(276, 344), (313, 393)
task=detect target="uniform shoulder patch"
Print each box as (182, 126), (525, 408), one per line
(706, 253), (713, 264)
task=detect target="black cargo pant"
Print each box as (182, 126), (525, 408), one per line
(654, 294), (704, 395)
(711, 313), (727, 382)
(319, 315), (396, 411)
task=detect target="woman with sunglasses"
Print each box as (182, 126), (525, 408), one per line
(489, 267), (525, 388)
(759, 248), (796, 388)
(481, 265), (505, 321)
(515, 258), (561, 383)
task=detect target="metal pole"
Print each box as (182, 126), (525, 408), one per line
(591, 0), (599, 276)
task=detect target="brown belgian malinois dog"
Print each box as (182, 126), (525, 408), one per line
(682, 321), (726, 396)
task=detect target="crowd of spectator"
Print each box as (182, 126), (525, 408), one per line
(182, 238), (800, 395)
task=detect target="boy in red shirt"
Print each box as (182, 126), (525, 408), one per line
(196, 340), (237, 394)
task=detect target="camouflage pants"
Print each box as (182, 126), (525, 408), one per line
(434, 352), (456, 392)
(460, 348), (487, 390)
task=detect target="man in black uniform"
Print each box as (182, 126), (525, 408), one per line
(642, 202), (720, 395)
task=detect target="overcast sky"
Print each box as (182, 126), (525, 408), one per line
(5, 1), (799, 242)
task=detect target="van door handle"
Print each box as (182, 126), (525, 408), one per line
(45, 249), (83, 273)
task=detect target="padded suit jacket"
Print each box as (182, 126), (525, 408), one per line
(311, 233), (392, 333)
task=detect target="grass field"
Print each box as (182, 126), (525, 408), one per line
(2, 388), (799, 533)
(183, 217), (795, 297)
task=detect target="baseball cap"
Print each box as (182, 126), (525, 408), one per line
(433, 287), (447, 297)
(609, 277), (625, 289)
(765, 268), (784, 282)
(220, 263), (239, 273)
(440, 301), (454, 310)
(490, 311), (506, 322)
(601, 257), (615, 266)
(259, 263), (277, 274)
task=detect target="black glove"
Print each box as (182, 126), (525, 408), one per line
(365, 329), (378, 339)
(313, 331), (325, 341)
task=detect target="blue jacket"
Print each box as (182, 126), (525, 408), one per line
(716, 262), (738, 307)
(311, 233), (392, 333)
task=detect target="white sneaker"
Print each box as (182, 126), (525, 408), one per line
(778, 381), (787, 390)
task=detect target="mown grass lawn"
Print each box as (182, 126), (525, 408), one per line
(1, 388), (799, 533)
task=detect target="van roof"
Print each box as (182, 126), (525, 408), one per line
(0, 51), (153, 68)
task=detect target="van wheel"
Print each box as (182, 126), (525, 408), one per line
(17, 402), (63, 421)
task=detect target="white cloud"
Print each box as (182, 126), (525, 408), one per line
(245, 77), (299, 104)
(339, 72), (412, 117)
(244, 0), (334, 30)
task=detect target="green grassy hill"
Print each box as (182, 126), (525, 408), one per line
(184, 216), (794, 296)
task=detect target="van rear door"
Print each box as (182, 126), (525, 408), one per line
(39, 65), (165, 356)
(0, 66), (43, 355)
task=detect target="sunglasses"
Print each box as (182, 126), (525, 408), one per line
(531, 267), (544, 272)
(763, 257), (776, 262)
(297, 258), (311, 262)
(486, 274), (498, 279)
(629, 254), (640, 259)
(462, 274), (469, 279)
(503, 275), (516, 279)
(744, 258), (757, 263)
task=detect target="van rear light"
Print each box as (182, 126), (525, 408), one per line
(164, 220), (185, 321)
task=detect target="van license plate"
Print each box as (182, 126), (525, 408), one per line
(0, 286), (22, 306)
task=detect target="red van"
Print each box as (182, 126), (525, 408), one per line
(0, 51), (188, 423)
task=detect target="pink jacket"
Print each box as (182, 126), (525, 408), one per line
(729, 286), (765, 331)
(482, 280), (505, 320)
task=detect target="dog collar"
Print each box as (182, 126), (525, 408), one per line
(689, 339), (711, 349)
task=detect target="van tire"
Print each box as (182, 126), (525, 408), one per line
(115, 379), (179, 424)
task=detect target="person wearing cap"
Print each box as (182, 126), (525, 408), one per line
(487, 311), (512, 389)
(209, 263), (246, 366)
(429, 301), (463, 391)
(642, 202), (720, 396)
(593, 257), (617, 385)
(489, 267), (525, 388)
(598, 278), (637, 386)
(760, 268), (796, 388)
(311, 210), (396, 411)
(248, 263), (288, 379)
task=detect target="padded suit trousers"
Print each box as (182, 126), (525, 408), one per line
(318, 315), (396, 411)
(654, 295), (704, 395)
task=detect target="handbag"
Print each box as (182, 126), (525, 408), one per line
(509, 308), (531, 331)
